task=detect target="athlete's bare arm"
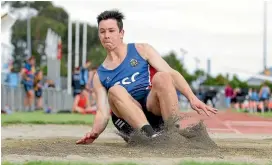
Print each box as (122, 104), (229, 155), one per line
(136, 43), (195, 101)
(136, 43), (217, 115)
(76, 73), (111, 144)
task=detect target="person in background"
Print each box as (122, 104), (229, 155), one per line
(233, 88), (247, 110)
(80, 61), (92, 89)
(34, 70), (43, 110)
(72, 87), (97, 114)
(72, 67), (81, 97)
(87, 66), (98, 106)
(248, 88), (259, 112)
(259, 82), (271, 111)
(224, 84), (233, 109)
(21, 56), (36, 111)
(44, 79), (55, 88)
(5, 65), (19, 88)
(203, 87), (217, 108)
(230, 88), (238, 109)
(3, 65), (19, 114)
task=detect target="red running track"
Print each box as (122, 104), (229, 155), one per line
(180, 111), (272, 134)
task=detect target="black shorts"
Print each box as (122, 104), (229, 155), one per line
(111, 90), (164, 136)
(35, 89), (42, 98)
(231, 97), (237, 103)
(260, 97), (269, 102)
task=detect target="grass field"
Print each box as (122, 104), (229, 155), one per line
(235, 109), (272, 118)
(1, 111), (95, 126)
(1, 161), (259, 165)
(257, 111), (272, 117)
(2, 110), (271, 126)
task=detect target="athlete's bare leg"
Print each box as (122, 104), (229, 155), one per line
(108, 85), (150, 129)
(146, 72), (180, 121)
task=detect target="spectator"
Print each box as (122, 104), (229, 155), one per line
(80, 61), (92, 89)
(248, 88), (259, 112)
(231, 88), (238, 109)
(259, 82), (271, 111)
(72, 67), (81, 97)
(233, 88), (247, 110)
(203, 87), (217, 108)
(196, 87), (204, 102)
(225, 84), (233, 108)
(34, 70), (43, 110)
(21, 56), (36, 111)
(44, 79), (55, 88)
(5, 66), (19, 88)
(72, 87), (96, 114)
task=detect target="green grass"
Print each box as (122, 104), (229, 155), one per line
(1, 111), (95, 126)
(1, 161), (260, 165)
(234, 109), (272, 118)
(256, 111), (272, 118)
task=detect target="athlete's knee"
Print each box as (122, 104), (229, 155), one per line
(108, 85), (127, 101)
(152, 72), (173, 90)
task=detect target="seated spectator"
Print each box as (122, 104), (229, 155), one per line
(72, 87), (96, 114)
(45, 79), (55, 88)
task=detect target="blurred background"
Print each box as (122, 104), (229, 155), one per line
(1, 0), (272, 115)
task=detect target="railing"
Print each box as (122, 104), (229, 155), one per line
(1, 84), (74, 113)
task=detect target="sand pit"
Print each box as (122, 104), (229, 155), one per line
(2, 124), (272, 165)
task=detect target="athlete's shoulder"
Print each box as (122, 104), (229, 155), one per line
(134, 43), (153, 60)
(134, 43), (151, 51)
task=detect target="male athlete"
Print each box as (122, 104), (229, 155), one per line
(76, 10), (217, 144)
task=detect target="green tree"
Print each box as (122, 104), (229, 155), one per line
(214, 74), (228, 85)
(163, 52), (194, 84)
(4, 1), (105, 76)
(194, 69), (205, 78)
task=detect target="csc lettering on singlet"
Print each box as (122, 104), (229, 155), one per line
(114, 72), (140, 86)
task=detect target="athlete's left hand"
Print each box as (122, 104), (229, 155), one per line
(189, 97), (218, 116)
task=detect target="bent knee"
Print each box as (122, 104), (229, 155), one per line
(152, 72), (173, 89)
(108, 85), (127, 100)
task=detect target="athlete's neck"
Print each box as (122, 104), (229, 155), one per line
(106, 43), (127, 61)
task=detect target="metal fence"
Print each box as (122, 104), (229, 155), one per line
(1, 84), (74, 113)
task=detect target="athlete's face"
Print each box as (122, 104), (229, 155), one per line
(98, 19), (124, 50)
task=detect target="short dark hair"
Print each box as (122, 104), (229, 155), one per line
(97, 10), (125, 31)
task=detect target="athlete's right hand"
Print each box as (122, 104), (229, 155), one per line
(76, 132), (98, 145)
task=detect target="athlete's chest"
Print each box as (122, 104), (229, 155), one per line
(102, 57), (148, 88)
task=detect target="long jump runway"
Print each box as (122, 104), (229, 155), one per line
(2, 111), (272, 165)
(181, 111), (272, 136)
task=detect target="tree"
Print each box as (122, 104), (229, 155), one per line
(163, 52), (194, 84)
(214, 74), (228, 85)
(194, 69), (205, 78)
(4, 1), (105, 76)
